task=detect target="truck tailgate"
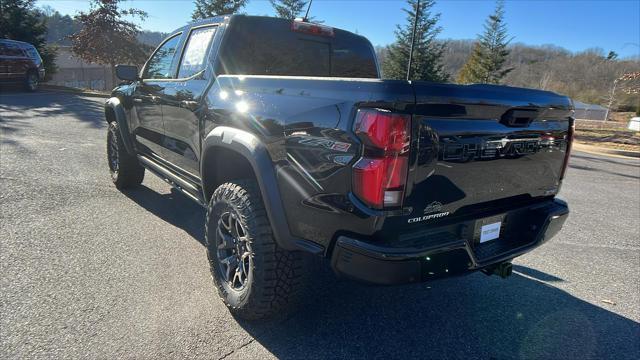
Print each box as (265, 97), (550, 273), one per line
(405, 82), (573, 220)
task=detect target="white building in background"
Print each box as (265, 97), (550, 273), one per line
(573, 101), (608, 121)
(46, 46), (115, 91)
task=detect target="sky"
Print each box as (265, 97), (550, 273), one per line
(38, 0), (640, 58)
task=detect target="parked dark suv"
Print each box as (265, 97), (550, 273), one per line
(0, 39), (45, 91)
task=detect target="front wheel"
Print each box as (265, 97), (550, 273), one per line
(205, 180), (305, 320)
(24, 71), (38, 92)
(107, 122), (144, 189)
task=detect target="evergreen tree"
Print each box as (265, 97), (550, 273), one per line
(382, 0), (448, 82)
(192, 0), (248, 20)
(270, 0), (307, 19)
(0, 0), (57, 79)
(457, 0), (512, 84)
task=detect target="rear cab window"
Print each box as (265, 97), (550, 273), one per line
(216, 16), (379, 78)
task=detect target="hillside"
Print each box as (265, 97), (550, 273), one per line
(377, 40), (639, 110)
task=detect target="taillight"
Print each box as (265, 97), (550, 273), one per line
(560, 118), (575, 180)
(352, 109), (411, 209)
(291, 20), (334, 37)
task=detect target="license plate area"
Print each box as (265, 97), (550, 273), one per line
(473, 214), (506, 245)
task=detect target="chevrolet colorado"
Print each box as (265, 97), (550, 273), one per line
(105, 15), (573, 319)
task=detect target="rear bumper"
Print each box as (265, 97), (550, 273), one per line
(330, 199), (569, 285)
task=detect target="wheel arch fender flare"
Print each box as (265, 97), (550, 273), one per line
(200, 126), (323, 255)
(104, 97), (135, 155)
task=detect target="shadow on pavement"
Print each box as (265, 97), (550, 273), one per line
(569, 163), (640, 180)
(0, 88), (104, 128)
(512, 264), (564, 282)
(238, 269), (640, 359)
(123, 185), (206, 246)
(572, 153), (640, 168)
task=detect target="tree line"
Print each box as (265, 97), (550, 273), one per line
(2, 0), (637, 112)
(377, 40), (640, 112)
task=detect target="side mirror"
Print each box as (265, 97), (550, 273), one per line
(115, 64), (139, 81)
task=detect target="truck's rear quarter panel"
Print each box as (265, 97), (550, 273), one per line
(208, 76), (415, 250)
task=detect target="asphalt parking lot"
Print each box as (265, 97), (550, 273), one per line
(1, 90), (639, 359)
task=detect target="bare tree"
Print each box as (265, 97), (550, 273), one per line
(69, 0), (150, 88)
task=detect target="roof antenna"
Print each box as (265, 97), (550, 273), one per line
(406, 0), (420, 81)
(303, 0), (313, 22)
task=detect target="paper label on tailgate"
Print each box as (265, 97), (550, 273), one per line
(480, 222), (501, 243)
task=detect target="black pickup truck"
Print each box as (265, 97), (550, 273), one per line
(106, 15), (573, 319)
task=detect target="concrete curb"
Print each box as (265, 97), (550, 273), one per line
(573, 142), (640, 159)
(41, 85), (110, 98)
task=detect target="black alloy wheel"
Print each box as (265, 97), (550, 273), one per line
(215, 211), (252, 290)
(106, 121), (144, 189)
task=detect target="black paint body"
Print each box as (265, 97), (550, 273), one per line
(107, 15), (572, 285)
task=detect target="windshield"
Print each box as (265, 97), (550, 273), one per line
(24, 46), (42, 65)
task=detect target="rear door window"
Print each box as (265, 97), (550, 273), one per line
(177, 26), (217, 78)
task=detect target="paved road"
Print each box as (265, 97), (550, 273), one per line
(1, 91), (639, 359)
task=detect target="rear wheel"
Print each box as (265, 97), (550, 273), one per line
(24, 71), (38, 92)
(107, 121), (144, 189)
(205, 180), (305, 320)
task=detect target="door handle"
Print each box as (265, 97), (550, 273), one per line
(181, 100), (199, 111)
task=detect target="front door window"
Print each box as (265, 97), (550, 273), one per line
(143, 34), (181, 79)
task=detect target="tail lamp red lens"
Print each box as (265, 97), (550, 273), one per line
(352, 109), (411, 209)
(560, 118), (575, 180)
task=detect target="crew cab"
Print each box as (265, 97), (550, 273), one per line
(105, 15), (573, 319)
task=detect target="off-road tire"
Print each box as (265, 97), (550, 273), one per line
(205, 180), (304, 320)
(107, 121), (144, 189)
